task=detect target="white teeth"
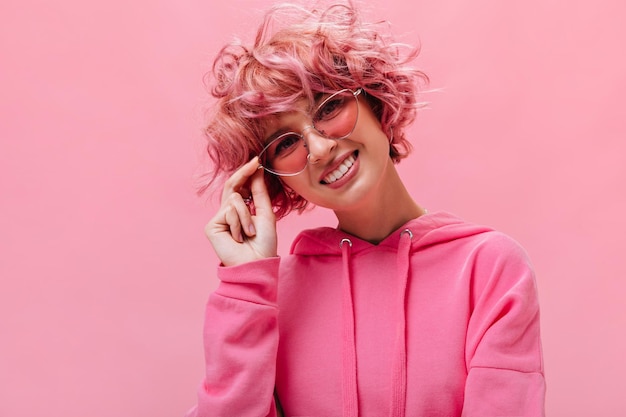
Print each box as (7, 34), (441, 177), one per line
(323, 154), (356, 184)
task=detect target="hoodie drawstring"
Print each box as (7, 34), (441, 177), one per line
(389, 229), (413, 417)
(341, 238), (359, 417)
(339, 230), (413, 417)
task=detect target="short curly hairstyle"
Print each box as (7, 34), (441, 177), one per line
(198, 1), (428, 219)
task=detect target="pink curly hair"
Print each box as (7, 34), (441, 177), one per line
(199, 1), (429, 219)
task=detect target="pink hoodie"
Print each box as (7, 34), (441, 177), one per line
(187, 212), (545, 416)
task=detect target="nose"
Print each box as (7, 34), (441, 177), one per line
(304, 128), (336, 165)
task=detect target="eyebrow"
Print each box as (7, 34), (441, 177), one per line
(263, 128), (295, 146)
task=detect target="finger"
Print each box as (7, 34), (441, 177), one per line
(249, 166), (273, 216)
(232, 193), (257, 238)
(227, 192), (260, 241)
(223, 203), (244, 242)
(221, 157), (261, 204)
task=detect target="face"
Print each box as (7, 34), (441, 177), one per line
(261, 91), (395, 213)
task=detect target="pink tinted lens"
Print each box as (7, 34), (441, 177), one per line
(263, 133), (307, 174)
(313, 90), (358, 139)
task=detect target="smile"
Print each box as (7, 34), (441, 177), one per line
(321, 152), (357, 184)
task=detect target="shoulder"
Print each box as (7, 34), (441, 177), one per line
(462, 230), (538, 302)
(469, 230), (533, 270)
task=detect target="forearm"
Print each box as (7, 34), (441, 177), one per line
(193, 258), (281, 417)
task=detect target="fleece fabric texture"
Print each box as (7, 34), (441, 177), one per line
(187, 211), (546, 417)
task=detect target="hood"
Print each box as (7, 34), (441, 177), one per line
(290, 211), (492, 256)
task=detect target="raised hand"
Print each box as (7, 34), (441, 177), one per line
(204, 157), (278, 267)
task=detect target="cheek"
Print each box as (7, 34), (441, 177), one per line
(281, 174), (326, 204)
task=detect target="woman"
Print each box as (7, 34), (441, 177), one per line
(187, 2), (545, 416)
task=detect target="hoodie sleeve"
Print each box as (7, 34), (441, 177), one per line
(462, 233), (546, 417)
(186, 257), (280, 417)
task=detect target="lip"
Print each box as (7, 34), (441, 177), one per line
(319, 150), (359, 188)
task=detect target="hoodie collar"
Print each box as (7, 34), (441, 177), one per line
(289, 211), (489, 256)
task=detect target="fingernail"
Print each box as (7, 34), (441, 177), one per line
(248, 223), (256, 235)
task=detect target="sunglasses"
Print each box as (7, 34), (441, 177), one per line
(258, 88), (363, 176)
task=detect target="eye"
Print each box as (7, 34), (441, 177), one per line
(271, 133), (302, 158)
(313, 95), (346, 123)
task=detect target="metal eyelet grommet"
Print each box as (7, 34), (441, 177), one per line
(400, 229), (413, 239)
(340, 238), (353, 248)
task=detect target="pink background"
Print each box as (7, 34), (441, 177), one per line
(1, 0), (625, 415)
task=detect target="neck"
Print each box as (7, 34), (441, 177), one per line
(334, 165), (426, 244)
